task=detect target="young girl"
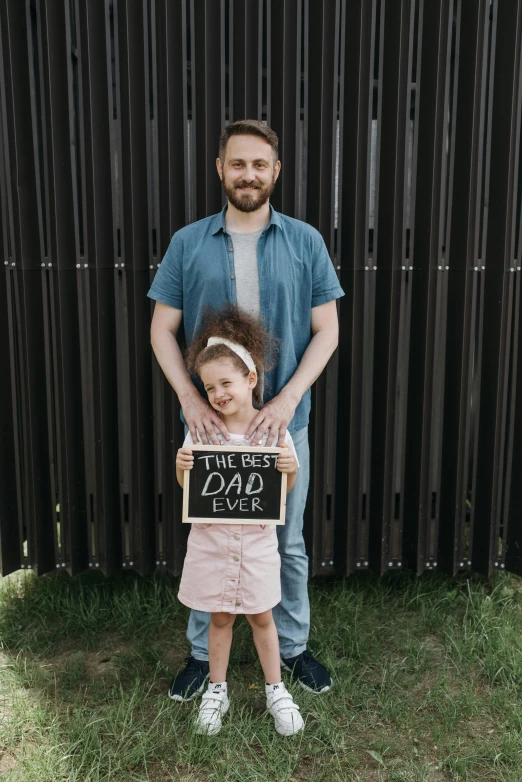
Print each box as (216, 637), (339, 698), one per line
(176, 307), (304, 737)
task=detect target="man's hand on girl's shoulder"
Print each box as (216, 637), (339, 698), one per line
(181, 392), (230, 445)
(245, 390), (299, 446)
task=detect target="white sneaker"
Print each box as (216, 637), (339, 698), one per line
(194, 683), (229, 735)
(266, 682), (304, 736)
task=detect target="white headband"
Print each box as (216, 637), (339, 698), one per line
(206, 337), (256, 373)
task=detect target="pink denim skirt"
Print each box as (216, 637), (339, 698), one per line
(178, 522), (281, 614)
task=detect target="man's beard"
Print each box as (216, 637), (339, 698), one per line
(222, 174), (276, 213)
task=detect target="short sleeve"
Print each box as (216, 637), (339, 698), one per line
(311, 230), (345, 308)
(147, 232), (184, 309)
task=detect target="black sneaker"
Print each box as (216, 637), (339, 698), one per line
(281, 650), (332, 694)
(168, 656), (210, 702)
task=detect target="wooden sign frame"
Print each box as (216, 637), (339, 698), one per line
(182, 445), (287, 525)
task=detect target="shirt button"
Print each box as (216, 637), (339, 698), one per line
(234, 534), (240, 540)
(235, 601), (241, 606)
(233, 555), (239, 562)
(231, 275), (235, 279)
(228, 247), (233, 252)
(232, 303), (237, 307)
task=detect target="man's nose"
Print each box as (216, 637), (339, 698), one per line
(243, 166), (256, 181)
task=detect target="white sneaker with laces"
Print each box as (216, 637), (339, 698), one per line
(266, 682), (304, 736)
(194, 682), (229, 736)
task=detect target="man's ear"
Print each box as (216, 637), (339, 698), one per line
(216, 157), (223, 180)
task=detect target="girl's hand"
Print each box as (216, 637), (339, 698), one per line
(176, 447), (194, 471)
(277, 444), (297, 474)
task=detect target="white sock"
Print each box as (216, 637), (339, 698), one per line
(209, 681), (227, 692)
(265, 682), (284, 694)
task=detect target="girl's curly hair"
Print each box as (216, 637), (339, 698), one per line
(185, 306), (278, 406)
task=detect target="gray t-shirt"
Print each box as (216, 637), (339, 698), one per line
(228, 228), (262, 317)
(228, 227), (263, 398)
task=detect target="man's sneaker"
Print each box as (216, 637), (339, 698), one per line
(168, 656), (210, 702)
(194, 683), (229, 735)
(266, 682), (304, 736)
(281, 650), (332, 694)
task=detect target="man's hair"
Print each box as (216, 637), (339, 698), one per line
(218, 119), (279, 163)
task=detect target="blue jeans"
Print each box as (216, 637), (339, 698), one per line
(187, 426), (310, 660)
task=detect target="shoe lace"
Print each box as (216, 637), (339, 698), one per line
(298, 650), (318, 669)
(183, 655), (207, 673)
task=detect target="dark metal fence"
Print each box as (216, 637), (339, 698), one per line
(1, 0), (522, 579)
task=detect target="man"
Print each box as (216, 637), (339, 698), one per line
(148, 119), (344, 699)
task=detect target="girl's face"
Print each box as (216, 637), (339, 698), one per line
(200, 358), (256, 416)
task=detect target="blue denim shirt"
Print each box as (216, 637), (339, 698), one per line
(147, 205), (344, 433)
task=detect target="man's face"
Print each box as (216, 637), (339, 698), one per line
(216, 134), (281, 213)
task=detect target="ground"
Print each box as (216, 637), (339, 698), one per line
(0, 569), (521, 781)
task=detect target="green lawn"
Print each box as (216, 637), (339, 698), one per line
(1, 569), (522, 781)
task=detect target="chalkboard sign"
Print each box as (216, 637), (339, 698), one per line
(182, 446), (287, 525)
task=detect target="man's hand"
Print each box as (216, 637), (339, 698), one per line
(245, 389), (299, 446)
(277, 443), (298, 475)
(182, 394), (230, 445)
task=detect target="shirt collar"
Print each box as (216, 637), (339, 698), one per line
(210, 203), (283, 235)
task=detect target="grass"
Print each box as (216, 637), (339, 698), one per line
(1, 570), (522, 781)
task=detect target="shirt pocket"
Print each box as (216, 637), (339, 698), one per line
(194, 523), (212, 530)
